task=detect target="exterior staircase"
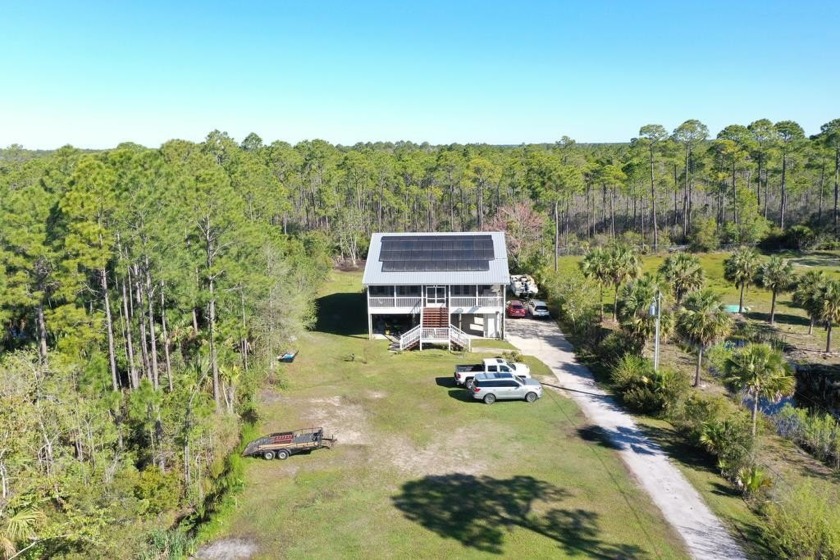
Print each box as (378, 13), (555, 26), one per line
(393, 307), (471, 351)
(422, 307), (449, 328)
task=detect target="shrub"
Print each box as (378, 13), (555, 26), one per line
(689, 217), (720, 252)
(697, 411), (755, 478)
(543, 270), (600, 337)
(134, 467), (182, 514)
(672, 393), (731, 433)
(786, 225), (817, 251)
(610, 355), (689, 416)
(673, 393), (754, 479)
(760, 483), (840, 559)
(704, 342), (734, 378)
(597, 331), (642, 368)
(735, 464), (773, 500)
(502, 350), (524, 363)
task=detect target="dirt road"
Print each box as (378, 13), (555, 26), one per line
(506, 318), (747, 560)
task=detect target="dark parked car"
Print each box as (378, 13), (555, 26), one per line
(506, 299), (527, 318)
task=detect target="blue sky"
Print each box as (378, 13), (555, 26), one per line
(1, 1), (837, 149)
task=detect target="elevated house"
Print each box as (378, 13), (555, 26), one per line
(362, 232), (510, 350)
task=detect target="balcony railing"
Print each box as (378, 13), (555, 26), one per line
(368, 295), (503, 309)
(368, 296), (422, 309)
(450, 296), (503, 308)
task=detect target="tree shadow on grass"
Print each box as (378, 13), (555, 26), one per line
(314, 292), (368, 336)
(744, 310), (809, 329)
(392, 474), (648, 558)
(577, 425), (624, 451)
(576, 425), (659, 456)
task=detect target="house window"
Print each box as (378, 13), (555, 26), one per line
(451, 285), (476, 296)
(397, 286), (420, 296)
(369, 286), (391, 297)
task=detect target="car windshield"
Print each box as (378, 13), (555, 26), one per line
(536, 305), (547, 311)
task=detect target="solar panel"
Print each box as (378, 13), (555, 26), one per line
(379, 235), (494, 272)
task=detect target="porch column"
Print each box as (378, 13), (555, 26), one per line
(367, 287), (373, 339)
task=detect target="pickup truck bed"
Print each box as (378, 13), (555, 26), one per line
(454, 364), (485, 374)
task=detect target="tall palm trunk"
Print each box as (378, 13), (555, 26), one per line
(694, 347), (704, 387)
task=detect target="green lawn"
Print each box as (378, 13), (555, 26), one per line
(200, 271), (689, 559)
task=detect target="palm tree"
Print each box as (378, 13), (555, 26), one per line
(1, 507), (45, 560)
(792, 270), (827, 334)
(724, 343), (795, 437)
(605, 245), (640, 321)
(677, 289), (733, 387)
(817, 279), (840, 353)
(579, 247), (610, 321)
(723, 247), (761, 313)
(757, 255), (794, 325)
(616, 273), (667, 350)
(659, 253), (705, 306)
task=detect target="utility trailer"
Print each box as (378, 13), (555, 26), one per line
(242, 427), (336, 460)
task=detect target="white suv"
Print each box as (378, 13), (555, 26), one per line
(528, 299), (550, 319)
(470, 372), (542, 404)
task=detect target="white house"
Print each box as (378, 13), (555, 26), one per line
(362, 232), (510, 350)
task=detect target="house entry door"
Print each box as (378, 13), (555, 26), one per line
(425, 286), (446, 307)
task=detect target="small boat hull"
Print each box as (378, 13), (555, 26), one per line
(510, 275), (538, 298)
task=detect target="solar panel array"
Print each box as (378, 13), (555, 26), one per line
(379, 235), (494, 272)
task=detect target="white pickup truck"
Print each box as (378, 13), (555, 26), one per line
(453, 357), (531, 387)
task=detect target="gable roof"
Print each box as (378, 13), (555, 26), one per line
(363, 232), (510, 286)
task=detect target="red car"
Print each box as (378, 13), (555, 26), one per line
(506, 299), (527, 318)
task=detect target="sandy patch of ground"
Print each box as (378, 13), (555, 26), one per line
(303, 395), (369, 445)
(194, 538), (258, 560)
(382, 426), (492, 477)
(299, 393), (489, 476)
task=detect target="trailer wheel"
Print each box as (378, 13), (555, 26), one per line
(276, 449), (290, 460)
(263, 451), (275, 460)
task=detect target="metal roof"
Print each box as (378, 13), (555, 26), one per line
(363, 232), (510, 286)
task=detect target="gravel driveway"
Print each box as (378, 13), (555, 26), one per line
(506, 318), (747, 560)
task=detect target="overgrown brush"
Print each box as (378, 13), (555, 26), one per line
(760, 483), (840, 559)
(775, 404), (840, 469)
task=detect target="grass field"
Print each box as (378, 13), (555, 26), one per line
(198, 271), (689, 559)
(557, 249), (840, 358)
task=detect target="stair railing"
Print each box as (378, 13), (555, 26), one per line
(449, 325), (472, 351)
(399, 324), (422, 350)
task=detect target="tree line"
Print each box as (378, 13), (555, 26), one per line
(0, 138), (330, 557)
